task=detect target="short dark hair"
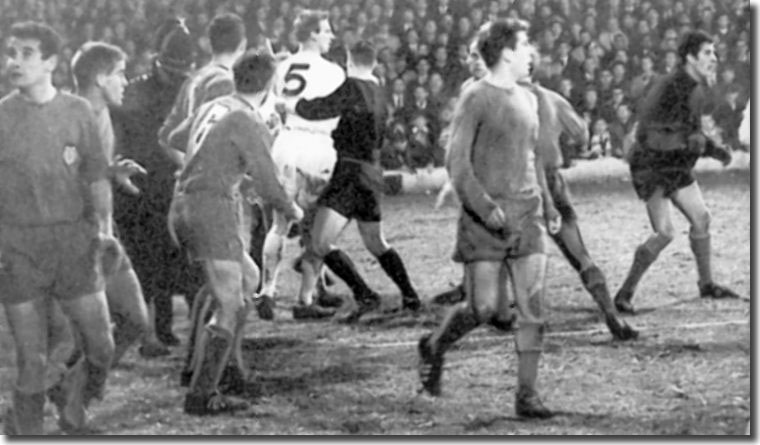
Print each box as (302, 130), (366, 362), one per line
(678, 30), (713, 64)
(71, 41), (126, 91)
(233, 50), (276, 94)
(10, 21), (62, 59)
(294, 9), (330, 43)
(476, 18), (530, 68)
(349, 40), (376, 67)
(208, 13), (246, 54)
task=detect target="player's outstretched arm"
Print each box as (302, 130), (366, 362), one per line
(294, 79), (353, 121)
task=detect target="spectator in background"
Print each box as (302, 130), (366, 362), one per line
(407, 113), (439, 168)
(557, 77), (581, 109)
(610, 61), (629, 95)
(388, 76), (408, 121)
(381, 119), (412, 170)
(404, 83), (438, 131)
(596, 68), (614, 104)
(579, 86), (601, 125)
(602, 86), (627, 123)
(585, 117), (612, 159)
(713, 86), (744, 149)
(428, 71), (450, 112)
(662, 49), (679, 75)
(714, 65), (739, 104)
(629, 54), (659, 100)
(609, 102), (636, 158)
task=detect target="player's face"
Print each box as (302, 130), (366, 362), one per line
(466, 41), (487, 79)
(509, 31), (534, 81)
(5, 37), (57, 90)
(314, 19), (335, 54)
(100, 59), (127, 106)
(689, 42), (717, 83)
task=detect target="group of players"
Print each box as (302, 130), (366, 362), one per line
(0, 7), (742, 434)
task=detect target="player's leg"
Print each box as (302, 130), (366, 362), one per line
(104, 260), (149, 366)
(614, 187), (675, 313)
(418, 261), (502, 396)
(357, 221), (421, 312)
(506, 253), (553, 419)
(671, 182), (739, 299)
(136, 272), (171, 358)
(259, 209), (292, 300)
(185, 259), (249, 415)
(549, 182), (637, 340)
(54, 290), (115, 432)
(180, 284), (212, 387)
(296, 207), (350, 320)
(217, 251), (260, 394)
(3, 297), (52, 435)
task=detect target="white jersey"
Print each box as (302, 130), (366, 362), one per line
(274, 50), (345, 135)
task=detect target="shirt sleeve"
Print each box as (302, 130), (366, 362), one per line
(231, 112), (297, 219)
(554, 91), (589, 146)
(167, 113), (193, 154)
(295, 78), (353, 121)
(79, 104), (110, 184)
(446, 89), (497, 221)
(158, 78), (191, 150)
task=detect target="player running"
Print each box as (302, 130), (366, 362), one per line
(285, 40), (422, 323)
(260, 9), (347, 320)
(418, 19), (554, 419)
(168, 51), (303, 415)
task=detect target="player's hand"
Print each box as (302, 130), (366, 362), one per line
(485, 206), (507, 231)
(112, 156), (147, 195)
(687, 133), (706, 156)
(705, 143), (733, 166)
(545, 205), (562, 235)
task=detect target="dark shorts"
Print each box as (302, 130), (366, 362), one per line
(318, 159), (382, 223)
(0, 220), (106, 305)
(546, 168), (577, 222)
(170, 192), (250, 262)
(453, 194), (546, 263)
(629, 145), (699, 201)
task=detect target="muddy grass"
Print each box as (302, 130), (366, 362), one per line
(0, 169), (751, 435)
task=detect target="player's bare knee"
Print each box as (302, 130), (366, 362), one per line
(691, 210), (711, 236)
(85, 333), (115, 370)
(358, 225), (389, 256)
(15, 352), (48, 393)
(654, 224), (675, 245)
(514, 320), (545, 353)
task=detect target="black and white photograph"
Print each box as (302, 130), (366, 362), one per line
(0, 0), (752, 436)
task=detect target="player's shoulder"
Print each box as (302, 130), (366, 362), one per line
(204, 75), (235, 99)
(57, 91), (96, 116)
(458, 79), (489, 105)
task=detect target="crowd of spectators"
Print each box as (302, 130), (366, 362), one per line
(0, 0), (751, 170)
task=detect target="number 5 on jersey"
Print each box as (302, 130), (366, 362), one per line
(282, 63), (310, 97)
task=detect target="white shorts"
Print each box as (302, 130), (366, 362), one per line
(271, 129), (337, 209)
